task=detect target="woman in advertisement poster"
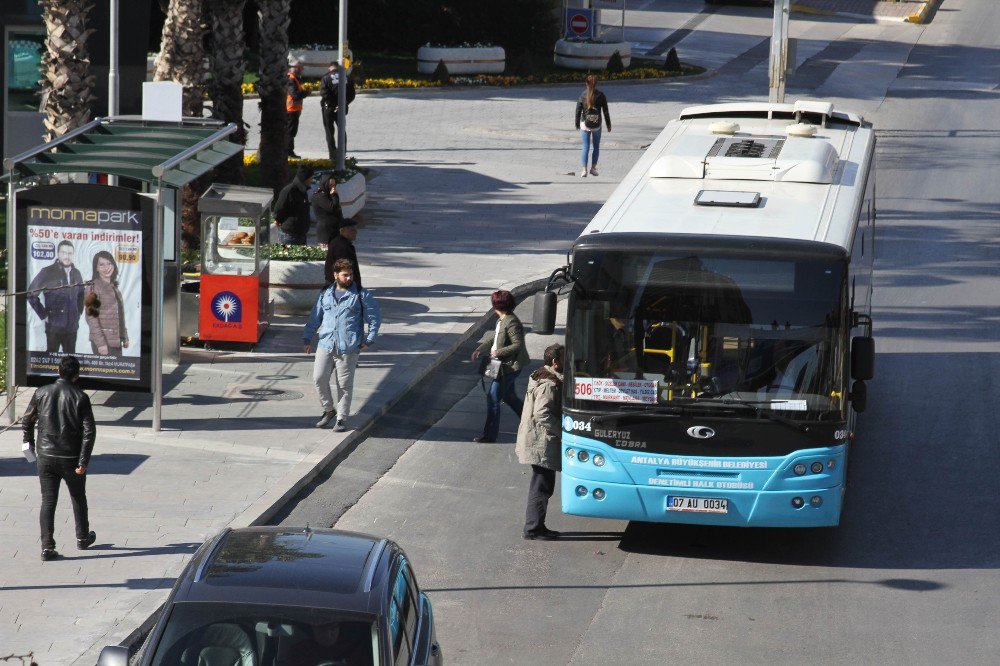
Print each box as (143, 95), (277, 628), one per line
(84, 251), (129, 356)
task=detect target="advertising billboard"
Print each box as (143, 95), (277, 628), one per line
(15, 184), (154, 391)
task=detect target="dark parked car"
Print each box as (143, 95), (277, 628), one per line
(98, 527), (442, 666)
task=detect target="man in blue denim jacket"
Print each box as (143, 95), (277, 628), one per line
(304, 258), (381, 431)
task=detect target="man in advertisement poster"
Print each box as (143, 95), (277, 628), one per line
(22, 356), (98, 561)
(27, 240), (86, 353)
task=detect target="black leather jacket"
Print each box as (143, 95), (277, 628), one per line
(22, 379), (96, 467)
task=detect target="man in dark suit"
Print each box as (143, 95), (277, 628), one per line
(319, 61), (357, 163)
(27, 240), (85, 353)
(324, 218), (362, 288)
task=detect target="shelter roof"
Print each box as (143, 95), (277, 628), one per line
(3, 116), (240, 188)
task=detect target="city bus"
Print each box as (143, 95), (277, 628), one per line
(534, 100), (876, 527)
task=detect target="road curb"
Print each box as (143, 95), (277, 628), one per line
(906, 0), (938, 24)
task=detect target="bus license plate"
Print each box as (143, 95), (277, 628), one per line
(667, 496), (728, 514)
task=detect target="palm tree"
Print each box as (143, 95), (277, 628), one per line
(256, 0), (291, 195)
(39, 0), (97, 141)
(207, 0), (248, 183)
(154, 0), (206, 118)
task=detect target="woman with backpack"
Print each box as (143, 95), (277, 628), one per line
(574, 74), (612, 177)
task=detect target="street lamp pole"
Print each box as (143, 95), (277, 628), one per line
(769, 0), (791, 103)
(336, 0), (348, 172)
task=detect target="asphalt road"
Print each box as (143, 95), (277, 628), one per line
(273, 2), (999, 664)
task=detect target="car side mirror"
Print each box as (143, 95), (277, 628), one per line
(533, 291), (557, 335)
(851, 336), (874, 380)
(97, 646), (130, 666)
(849, 380), (868, 413)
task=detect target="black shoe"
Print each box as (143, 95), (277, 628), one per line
(523, 528), (560, 541)
(472, 436), (495, 443)
(77, 531), (96, 550)
(41, 549), (61, 561)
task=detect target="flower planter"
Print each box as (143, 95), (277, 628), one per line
(337, 171), (366, 219)
(268, 260), (326, 313)
(553, 39), (631, 70)
(288, 49), (353, 78)
(416, 45), (505, 75)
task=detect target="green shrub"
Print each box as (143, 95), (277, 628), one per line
(432, 59), (450, 84)
(606, 51), (625, 74)
(664, 47), (681, 71)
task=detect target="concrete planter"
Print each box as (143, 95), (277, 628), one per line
(416, 45), (505, 75)
(268, 260), (326, 313)
(553, 39), (631, 70)
(337, 171), (366, 219)
(288, 49), (353, 78)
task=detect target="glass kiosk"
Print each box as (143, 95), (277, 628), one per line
(197, 184), (273, 345)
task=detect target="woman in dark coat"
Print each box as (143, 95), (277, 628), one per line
(471, 290), (531, 443)
(312, 173), (344, 247)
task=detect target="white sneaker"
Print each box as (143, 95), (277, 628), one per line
(580, 169), (587, 177)
(316, 411), (336, 428)
(333, 419), (347, 432)
(590, 166), (599, 176)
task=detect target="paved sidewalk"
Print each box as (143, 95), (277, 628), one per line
(0, 7), (928, 660)
(793, 0), (939, 23)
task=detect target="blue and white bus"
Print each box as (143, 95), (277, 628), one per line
(535, 101), (876, 527)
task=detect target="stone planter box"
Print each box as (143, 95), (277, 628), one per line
(268, 260), (326, 313)
(553, 39), (631, 70)
(337, 171), (366, 219)
(416, 45), (505, 75)
(288, 49), (353, 78)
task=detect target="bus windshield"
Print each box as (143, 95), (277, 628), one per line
(567, 250), (847, 420)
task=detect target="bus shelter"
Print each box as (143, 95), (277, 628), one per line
(3, 116), (240, 430)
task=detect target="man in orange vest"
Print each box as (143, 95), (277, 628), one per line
(286, 60), (310, 158)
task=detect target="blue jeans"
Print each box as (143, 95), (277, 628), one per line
(481, 368), (523, 441)
(581, 128), (602, 167)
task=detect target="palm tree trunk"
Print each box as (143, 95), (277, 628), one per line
(207, 0), (248, 184)
(154, 0), (205, 118)
(257, 0), (291, 195)
(39, 0), (96, 141)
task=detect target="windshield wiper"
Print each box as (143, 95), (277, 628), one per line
(670, 397), (814, 436)
(589, 407), (683, 423)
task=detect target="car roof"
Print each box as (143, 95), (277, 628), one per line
(172, 527), (397, 614)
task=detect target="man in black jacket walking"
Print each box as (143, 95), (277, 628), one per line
(324, 218), (362, 287)
(274, 165), (315, 245)
(22, 356), (97, 561)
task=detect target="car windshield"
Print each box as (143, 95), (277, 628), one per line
(567, 249), (847, 420)
(149, 602), (377, 666)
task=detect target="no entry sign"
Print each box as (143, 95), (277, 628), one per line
(565, 7), (594, 40)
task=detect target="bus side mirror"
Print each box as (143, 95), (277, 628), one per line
(851, 336), (874, 380)
(533, 291), (557, 335)
(849, 380), (867, 413)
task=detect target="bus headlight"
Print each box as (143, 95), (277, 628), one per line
(575, 485), (588, 497)
(810, 495), (823, 507)
(566, 448), (575, 459)
(793, 464), (807, 476)
(791, 497), (804, 508)
(592, 488), (606, 500)
(810, 462), (824, 474)
(593, 454), (605, 467)
(578, 450), (590, 463)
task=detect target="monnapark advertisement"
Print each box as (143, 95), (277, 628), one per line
(16, 184), (154, 391)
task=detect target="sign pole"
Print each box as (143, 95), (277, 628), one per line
(5, 178), (16, 424)
(336, 0), (348, 172)
(108, 0), (119, 186)
(622, 0), (626, 44)
(152, 182), (164, 431)
(769, 0), (791, 103)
